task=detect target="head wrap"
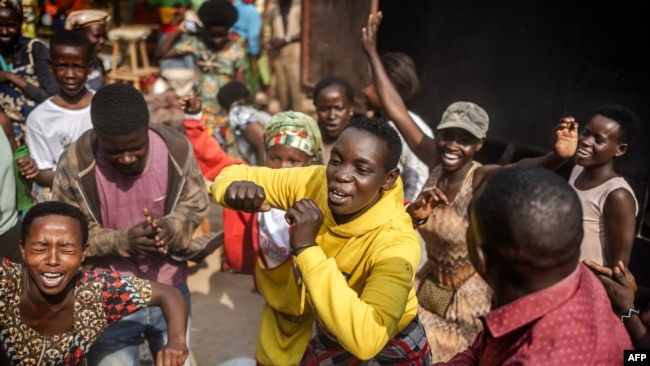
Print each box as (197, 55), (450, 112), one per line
(264, 111), (323, 163)
(64, 9), (111, 30)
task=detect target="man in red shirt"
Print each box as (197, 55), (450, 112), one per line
(441, 166), (631, 365)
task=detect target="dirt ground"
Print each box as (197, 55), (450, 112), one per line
(186, 203), (265, 366)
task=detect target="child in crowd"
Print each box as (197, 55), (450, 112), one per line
(0, 201), (188, 365)
(569, 104), (638, 266)
(252, 110), (323, 365)
(156, 0), (246, 134)
(362, 11), (577, 361)
(211, 117), (432, 364)
(439, 166), (631, 364)
(26, 29), (93, 189)
(217, 81), (270, 165)
(64, 9), (111, 90)
(363, 51), (434, 201)
(312, 76), (354, 164)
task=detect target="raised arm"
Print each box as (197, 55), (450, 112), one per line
(472, 118), (578, 190)
(155, 25), (185, 59)
(148, 281), (189, 366)
(361, 12), (437, 166)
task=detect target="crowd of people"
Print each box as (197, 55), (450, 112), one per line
(0, 0), (645, 365)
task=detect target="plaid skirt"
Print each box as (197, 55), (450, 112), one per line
(300, 316), (432, 366)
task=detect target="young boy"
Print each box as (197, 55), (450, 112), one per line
(570, 104), (638, 266)
(442, 166), (631, 364)
(211, 118), (431, 364)
(217, 81), (270, 165)
(25, 29), (93, 188)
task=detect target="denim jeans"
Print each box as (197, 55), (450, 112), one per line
(86, 282), (191, 366)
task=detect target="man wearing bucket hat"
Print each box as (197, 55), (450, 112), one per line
(362, 11), (579, 361)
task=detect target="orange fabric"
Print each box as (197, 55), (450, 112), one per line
(222, 208), (259, 274)
(183, 118), (245, 180)
(183, 117), (258, 273)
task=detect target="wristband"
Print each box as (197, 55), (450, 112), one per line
(292, 241), (317, 256)
(284, 34), (291, 44)
(621, 308), (640, 322)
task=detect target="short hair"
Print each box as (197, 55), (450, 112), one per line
(50, 29), (93, 63)
(344, 117), (402, 172)
(473, 166), (583, 269)
(312, 76), (354, 106)
(91, 83), (149, 136)
(590, 104), (639, 146)
(381, 52), (420, 101)
(217, 81), (250, 110)
(21, 201), (89, 248)
(197, 0), (238, 29)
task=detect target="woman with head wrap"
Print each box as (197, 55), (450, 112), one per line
(64, 9), (110, 90)
(0, 0), (58, 139)
(246, 110), (323, 365)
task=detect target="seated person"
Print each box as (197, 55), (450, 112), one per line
(0, 201), (188, 365)
(439, 166), (632, 365)
(217, 81), (270, 165)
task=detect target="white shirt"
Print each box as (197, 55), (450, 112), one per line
(26, 96), (93, 171)
(390, 111), (434, 201)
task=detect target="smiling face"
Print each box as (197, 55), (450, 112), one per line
(49, 44), (91, 98)
(97, 126), (149, 177)
(0, 8), (20, 47)
(315, 85), (353, 141)
(20, 215), (87, 299)
(575, 114), (627, 167)
(326, 127), (399, 224)
(436, 128), (483, 172)
(266, 144), (312, 169)
(80, 24), (107, 55)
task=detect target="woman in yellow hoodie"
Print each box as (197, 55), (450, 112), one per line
(211, 117), (432, 364)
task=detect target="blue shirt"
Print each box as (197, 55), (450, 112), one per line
(232, 0), (262, 55)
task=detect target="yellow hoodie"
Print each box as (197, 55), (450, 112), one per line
(210, 164), (420, 360)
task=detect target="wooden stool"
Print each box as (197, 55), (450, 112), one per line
(106, 26), (159, 91)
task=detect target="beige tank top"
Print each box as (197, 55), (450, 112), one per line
(569, 165), (638, 265)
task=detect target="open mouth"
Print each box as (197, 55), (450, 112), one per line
(328, 187), (351, 205)
(41, 272), (64, 286)
(441, 152), (460, 164)
(576, 148), (592, 158)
